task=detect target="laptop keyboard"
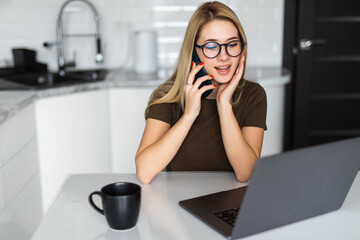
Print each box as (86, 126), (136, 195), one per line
(214, 207), (240, 227)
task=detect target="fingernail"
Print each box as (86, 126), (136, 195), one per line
(192, 61), (195, 66)
(210, 75), (214, 78)
(199, 62), (204, 66)
(213, 84), (216, 87)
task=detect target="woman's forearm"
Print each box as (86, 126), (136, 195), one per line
(217, 103), (259, 182)
(135, 115), (196, 184)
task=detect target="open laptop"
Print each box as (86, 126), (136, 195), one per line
(179, 137), (360, 239)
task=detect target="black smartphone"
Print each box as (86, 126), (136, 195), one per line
(192, 49), (213, 98)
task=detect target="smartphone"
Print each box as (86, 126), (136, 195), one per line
(192, 49), (213, 98)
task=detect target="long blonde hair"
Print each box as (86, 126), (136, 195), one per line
(145, 1), (247, 117)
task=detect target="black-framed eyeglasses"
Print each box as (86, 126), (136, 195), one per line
(195, 40), (246, 59)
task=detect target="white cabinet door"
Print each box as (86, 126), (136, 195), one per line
(0, 103), (42, 240)
(36, 90), (111, 213)
(109, 88), (155, 173)
(0, 173), (42, 240)
(0, 102), (36, 166)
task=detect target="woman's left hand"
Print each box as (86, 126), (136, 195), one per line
(216, 54), (246, 106)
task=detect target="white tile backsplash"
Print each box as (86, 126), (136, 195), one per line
(0, 0), (283, 70)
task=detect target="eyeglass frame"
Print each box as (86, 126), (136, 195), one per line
(195, 40), (247, 59)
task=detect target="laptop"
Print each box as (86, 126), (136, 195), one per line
(179, 137), (360, 239)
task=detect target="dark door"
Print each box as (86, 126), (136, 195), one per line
(283, 0), (360, 149)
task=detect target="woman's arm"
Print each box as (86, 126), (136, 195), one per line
(215, 55), (265, 182)
(135, 62), (216, 184)
(217, 103), (264, 182)
(135, 115), (195, 184)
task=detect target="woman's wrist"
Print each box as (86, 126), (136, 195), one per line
(181, 112), (198, 124)
(217, 100), (232, 114)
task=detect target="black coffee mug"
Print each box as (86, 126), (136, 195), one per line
(89, 182), (141, 230)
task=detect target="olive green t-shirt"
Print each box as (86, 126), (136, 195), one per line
(146, 81), (267, 171)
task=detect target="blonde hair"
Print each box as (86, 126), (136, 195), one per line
(145, 1), (247, 118)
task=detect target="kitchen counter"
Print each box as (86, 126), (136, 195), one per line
(0, 69), (162, 125)
(0, 67), (290, 125)
(0, 91), (37, 124)
(31, 171), (360, 240)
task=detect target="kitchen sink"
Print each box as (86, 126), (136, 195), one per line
(0, 69), (107, 90)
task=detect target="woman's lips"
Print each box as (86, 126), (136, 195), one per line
(215, 65), (231, 75)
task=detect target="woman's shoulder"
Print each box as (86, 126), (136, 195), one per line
(235, 80), (267, 130)
(149, 101), (180, 110)
(232, 80), (267, 110)
(241, 80), (266, 100)
(146, 101), (182, 125)
(243, 80), (265, 93)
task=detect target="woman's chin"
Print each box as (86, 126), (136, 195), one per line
(213, 76), (232, 84)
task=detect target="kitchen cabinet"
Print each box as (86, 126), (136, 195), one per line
(34, 86), (155, 213)
(0, 103), (42, 240)
(35, 90), (111, 213)
(108, 88), (155, 173)
(260, 81), (287, 157)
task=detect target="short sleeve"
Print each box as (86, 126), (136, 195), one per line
(146, 103), (174, 125)
(243, 84), (267, 130)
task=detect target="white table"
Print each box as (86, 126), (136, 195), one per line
(31, 172), (360, 240)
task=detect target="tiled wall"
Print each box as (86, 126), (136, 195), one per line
(0, 0), (284, 71)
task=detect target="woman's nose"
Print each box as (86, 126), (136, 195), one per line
(217, 46), (230, 61)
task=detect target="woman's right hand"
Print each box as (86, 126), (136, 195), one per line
(183, 62), (216, 119)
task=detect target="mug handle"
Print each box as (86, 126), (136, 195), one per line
(88, 191), (104, 215)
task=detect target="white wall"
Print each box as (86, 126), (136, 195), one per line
(0, 0), (284, 71)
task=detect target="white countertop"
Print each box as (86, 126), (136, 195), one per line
(0, 67), (290, 125)
(31, 171), (360, 240)
(244, 67), (291, 87)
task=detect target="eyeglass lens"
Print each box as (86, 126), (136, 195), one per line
(203, 41), (242, 58)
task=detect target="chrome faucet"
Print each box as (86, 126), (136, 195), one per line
(44, 0), (104, 76)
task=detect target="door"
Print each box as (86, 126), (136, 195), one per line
(284, 0), (360, 149)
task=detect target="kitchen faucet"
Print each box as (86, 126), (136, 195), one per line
(44, 0), (104, 76)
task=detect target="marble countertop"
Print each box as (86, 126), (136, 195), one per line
(0, 67), (290, 125)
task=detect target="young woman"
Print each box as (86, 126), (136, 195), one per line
(135, 1), (267, 184)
